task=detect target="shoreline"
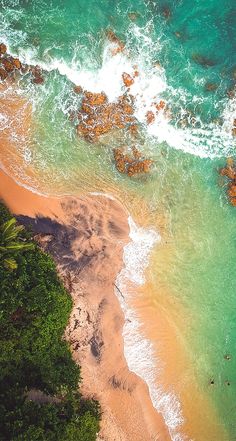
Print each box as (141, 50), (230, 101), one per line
(0, 169), (171, 441)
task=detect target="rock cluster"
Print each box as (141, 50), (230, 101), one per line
(76, 89), (137, 142)
(219, 158), (236, 206)
(0, 43), (22, 80)
(0, 42), (44, 85)
(113, 146), (153, 177)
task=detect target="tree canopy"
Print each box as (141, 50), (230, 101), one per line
(0, 202), (100, 440)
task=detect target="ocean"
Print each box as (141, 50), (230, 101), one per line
(0, 0), (236, 439)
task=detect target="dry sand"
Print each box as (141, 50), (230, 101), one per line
(0, 169), (170, 441)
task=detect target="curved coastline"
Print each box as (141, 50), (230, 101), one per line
(0, 169), (171, 441)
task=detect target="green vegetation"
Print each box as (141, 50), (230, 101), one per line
(0, 202), (100, 441)
(0, 216), (34, 270)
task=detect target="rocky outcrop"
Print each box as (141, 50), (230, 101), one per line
(76, 89), (137, 142)
(0, 43), (44, 85)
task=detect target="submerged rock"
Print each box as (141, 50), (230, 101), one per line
(32, 76), (44, 85)
(30, 66), (44, 85)
(122, 72), (134, 87)
(0, 43), (7, 55)
(192, 54), (216, 67)
(2, 58), (15, 72)
(227, 86), (236, 99)
(219, 158), (236, 206)
(0, 42), (46, 87)
(106, 29), (125, 56)
(128, 12), (140, 21)
(12, 57), (21, 69)
(146, 110), (155, 125)
(224, 354), (232, 360)
(161, 6), (171, 19)
(74, 85), (83, 94)
(155, 100), (166, 111)
(205, 82), (218, 92)
(113, 147), (153, 177)
(0, 67), (7, 80)
(174, 31), (181, 39)
(232, 119), (236, 137)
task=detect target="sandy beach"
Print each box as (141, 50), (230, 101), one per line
(0, 169), (170, 441)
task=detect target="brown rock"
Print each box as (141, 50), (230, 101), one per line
(0, 67), (7, 80)
(132, 146), (142, 159)
(75, 89), (137, 142)
(2, 58), (15, 72)
(106, 29), (125, 55)
(84, 91), (107, 106)
(227, 86), (236, 99)
(162, 6), (171, 19)
(123, 104), (134, 115)
(32, 76), (44, 84)
(192, 54), (216, 67)
(129, 124), (138, 136)
(232, 119), (236, 136)
(228, 182), (236, 198)
(0, 43), (7, 55)
(146, 110), (155, 125)
(128, 12), (140, 21)
(122, 72), (134, 87)
(174, 32), (181, 39)
(205, 82), (218, 92)
(106, 29), (121, 44)
(20, 64), (30, 74)
(12, 57), (21, 69)
(155, 100), (166, 111)
(154, 61), (162, 69)
(219, 166), (236, 180)
(74, 85), (83, 94)
(30, 65), (43, 78)
(113, 147), (153, 177)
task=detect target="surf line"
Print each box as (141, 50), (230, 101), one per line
(115, 216), (186, 441)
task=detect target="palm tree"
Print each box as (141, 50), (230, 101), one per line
(0, 217), (34, 270)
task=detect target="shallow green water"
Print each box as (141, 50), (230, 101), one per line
(0, 0), (236, 439)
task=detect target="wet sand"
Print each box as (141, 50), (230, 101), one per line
(0, 169), (171, 440)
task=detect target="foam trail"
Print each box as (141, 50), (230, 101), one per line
(115, 217), (188, 441)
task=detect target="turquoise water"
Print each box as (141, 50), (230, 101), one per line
(0, 0), (236, 440)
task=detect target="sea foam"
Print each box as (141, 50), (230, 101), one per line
(115, 217), (187, 441)
(2, 20), (235, 160)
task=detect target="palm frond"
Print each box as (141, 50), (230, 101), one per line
(4, 242), (34, 251)
(3, 257), (18, 270)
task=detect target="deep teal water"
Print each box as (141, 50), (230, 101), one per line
(0, 1), (236, 440)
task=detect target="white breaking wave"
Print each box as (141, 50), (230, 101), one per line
(2, 19), (235, 160)
(115, 217), (188, 441)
